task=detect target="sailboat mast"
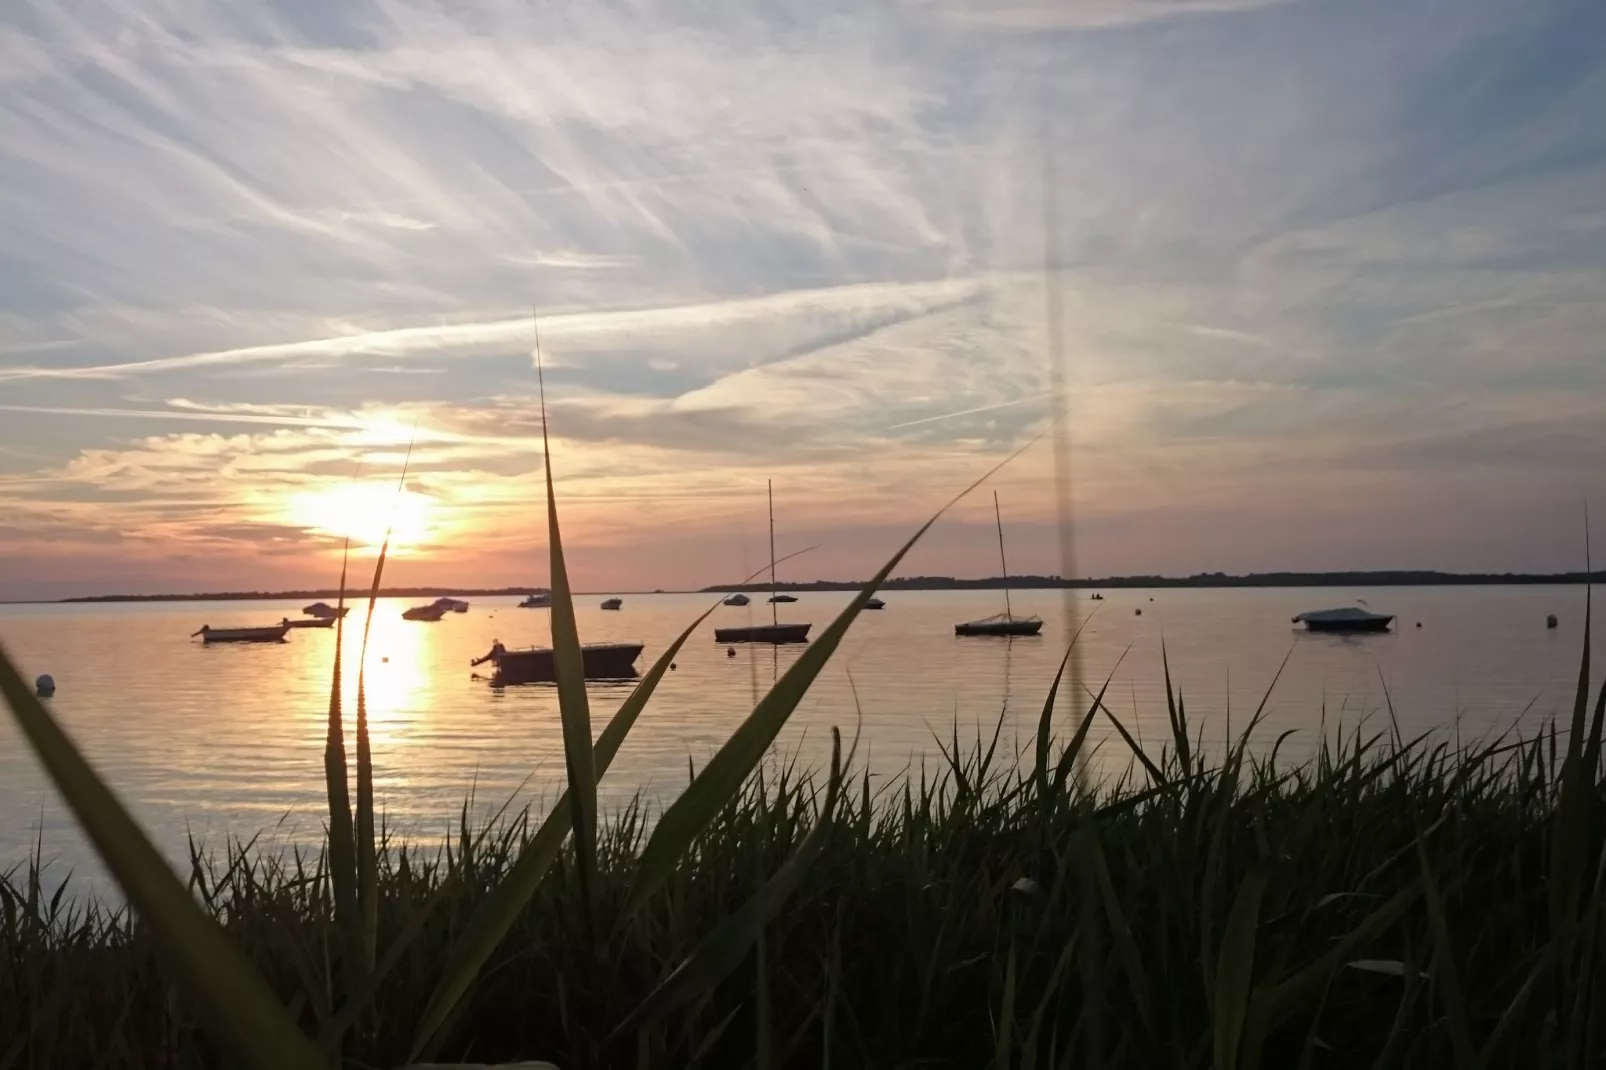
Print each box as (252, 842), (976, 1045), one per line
(768, 479), (779, 627)
(994, 491), (1013, 618)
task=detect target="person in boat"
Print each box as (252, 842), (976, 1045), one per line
(471, 641), (507, 668)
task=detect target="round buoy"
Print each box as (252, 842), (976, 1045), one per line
(1547, 614), (1559, 629)
(1415, 622), (1422, 628)
(670, 662), (677, 671)
(35, 674), (55, 697)
(381, 656), (390, 663)
(1135, 609), (1142, 616)
(726, 647), (736, 658)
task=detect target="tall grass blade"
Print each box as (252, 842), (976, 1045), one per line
(624, 442), (1045, 916)
(1213, 862), (1273, 1070)
(1034, 616), (1094, 804)
(608, 729), (847, 1043)
(0, 645), (326, 1070)
(323, 539), (364, 994)
(535, 320), (599, 940)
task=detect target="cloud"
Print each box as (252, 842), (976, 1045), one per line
(910, 0), (1291, 31)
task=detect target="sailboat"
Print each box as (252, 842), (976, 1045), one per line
(715, 481), (811, 644)
(955, 492), (1043, 637)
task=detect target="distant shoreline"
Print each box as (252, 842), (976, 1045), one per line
(6, 569), (1601, 604)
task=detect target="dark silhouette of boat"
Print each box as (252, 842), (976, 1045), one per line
(865, 597), (885, 610)
(714, 623), (812, 644)
(402, 604), (448, 622)
(518, 591), (552, 608)
(432, 597), (469, 613)
(192, 624), (289, 644)
(302, 602), (349, 619)
(719, 480), (811, 645)
(956, 492), (1042, 638)
(282, 617), (335, 630)
(601, 597), (623, 610)
(1293, 607), (1393, 633)
(956, 614), (1043, 637)
(472, 640), (644, 684)
(723, 592), (751, 606)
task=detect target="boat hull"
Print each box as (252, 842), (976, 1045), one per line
(1301, 617), (1393, 633)
(199, 625), (289, 644)
(722, 595), (751, 606)
(403, 606), (448, 621)
(488, 642), (644, 685)
(284, 618), (335, 629)
(302, 604), (350, 619)
(715, 623), (811, 644)
(955, 619), (1043, 637)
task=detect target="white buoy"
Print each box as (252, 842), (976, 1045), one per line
(35, 674), (55, 697)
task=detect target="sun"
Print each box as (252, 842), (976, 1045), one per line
(289, 483), (435, 551)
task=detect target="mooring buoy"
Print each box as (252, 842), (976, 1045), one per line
(35, 674), (55, 697)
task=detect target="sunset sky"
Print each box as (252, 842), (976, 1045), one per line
(2, 0), (1603, 600)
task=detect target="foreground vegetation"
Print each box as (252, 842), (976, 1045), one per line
(2, 403), (1602, 1069)
(4, 689), (1606, 1069)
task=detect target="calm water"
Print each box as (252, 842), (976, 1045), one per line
(1, 587), (1598, 876)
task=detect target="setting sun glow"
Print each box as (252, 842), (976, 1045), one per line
(288, 484), (436, 552)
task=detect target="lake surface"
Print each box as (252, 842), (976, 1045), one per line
(1, 587), (1599, 877)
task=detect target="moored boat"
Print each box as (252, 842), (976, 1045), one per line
(722, 480), (811, 645)
(955, 614), (1042, 638)
(955, 492), (1042, 639)
(600, 597), (623, 610)
(722, 592), (751, 606)
(714, 623), (812, 644)
(1293, 607), (1394, 633)
(302, 602), (350, 619)
(432, 597), (470, 613)
(282, 617), (335, 630)
(192, 623), (289, 644)
(472, 640), (644, 684)
(402, 604), (448, 622)
(518, 591), (552, 608)
(865, 597), (885, 610)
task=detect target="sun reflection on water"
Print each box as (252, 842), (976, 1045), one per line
(338, 611), (427, 750)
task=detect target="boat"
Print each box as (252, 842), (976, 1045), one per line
(714, 480), (812, 645)
(866, 597), (885, 610)
(402, 604), (448, 622)
(472, 640), (644, 684)
(281, 617), (335, 630)
(601, 597), (623, 610)
(192, 624), (289, 644)
(955, 492), (1043, 638)
(302, 602), (350, 619)
(432, 597), (469, 613)
(518, 591), (552, 608)
(722, 593), (751, 606)
(1293, 607), (1394, 633)
(715, 623), (813, 644)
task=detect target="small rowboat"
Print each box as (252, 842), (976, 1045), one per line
(714, 623), (812, 644)
(767, 594), (798, 603)
(282, 617), (335, 630)
(402, 604), (448, 622)
(472, 641), (644, 684)
(192, 624), (289, 644)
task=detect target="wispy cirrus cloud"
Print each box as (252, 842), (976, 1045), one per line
(1, 0), (1604, 598)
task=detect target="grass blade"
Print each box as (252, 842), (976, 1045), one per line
(1214, 861), (1273, 1070)
(0, 644), (326, 1070)
(608, 729), (847, 1043)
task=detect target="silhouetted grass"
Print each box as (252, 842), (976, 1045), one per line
(1, 694), (1601, 1068)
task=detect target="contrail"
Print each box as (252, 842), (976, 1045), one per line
(884, 393), (1050, 431)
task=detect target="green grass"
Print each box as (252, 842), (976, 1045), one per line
(1, 692), (1604, 1068)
